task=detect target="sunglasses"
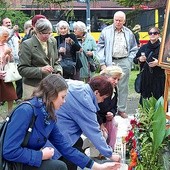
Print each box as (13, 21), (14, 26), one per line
(148, 32), (159, 35)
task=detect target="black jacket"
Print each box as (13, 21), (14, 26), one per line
(97, 87), (118, 125)
(133, 40), (165, 100)
(55, 33), (82, 70)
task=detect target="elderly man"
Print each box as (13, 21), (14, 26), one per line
(97, 11), (138, 118)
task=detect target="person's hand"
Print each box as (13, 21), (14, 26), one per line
(106, 112), (114, 121)
(92, 161), (121, 170)
(13, 25), (19, 31)
(100, 123), (108, 139)
(65, 37), (74, 44)
(41, 65), (54, 74)
(86, 50), (93, 57)
(148, 58), (158, 67)
(59, 47), (66, 54)
(100, 123), (108, 133)
(109, 154), (121, 162)
(101, 64), (106, 70)
(139, 55), (146, 62)
(0, 71), (6, 80)
(42, 147), (54, 160)
(4, 48), (12, 56)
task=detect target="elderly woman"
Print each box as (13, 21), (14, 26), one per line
(73, 21), (98, 82)
(99, 65), (124, 150)
(55, 20), (82, 80)
(18, 18), (62, 99)
(0, 26), (17, 112)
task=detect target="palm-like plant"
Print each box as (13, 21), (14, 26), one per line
(126, 97), (170, 170)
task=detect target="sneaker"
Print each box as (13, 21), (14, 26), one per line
(118, 111), (128, 118)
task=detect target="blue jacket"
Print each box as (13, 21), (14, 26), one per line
(3, 97), (93, 169)
(53, 80), (112, 158)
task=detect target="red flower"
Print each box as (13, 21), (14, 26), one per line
(130, 119), (137, 125)
(132, 139), (137, 148)
(125, 130), (134, 142)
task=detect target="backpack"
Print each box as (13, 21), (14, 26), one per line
(0, 102), (36, 170)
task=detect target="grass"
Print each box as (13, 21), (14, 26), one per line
(0, 70), (140, 119)
(128, 69), (139, 95)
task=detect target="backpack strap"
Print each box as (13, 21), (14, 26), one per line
(21, 101), (36, 147)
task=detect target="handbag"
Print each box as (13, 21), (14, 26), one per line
(60, 58), (76, 76)
(134, 70), (143, 93)
(4, 62), (22, 83)
(134, 51), (153, 93)
(0, 102), (36, 170)
(83, 50), (100, 72)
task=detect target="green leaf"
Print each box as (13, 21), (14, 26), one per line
(152, 102), (166, 154)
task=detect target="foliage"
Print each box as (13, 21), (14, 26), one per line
(115, 0), (157, 8)
(0, 4), (30, 33)
(125, 97), (170, 170)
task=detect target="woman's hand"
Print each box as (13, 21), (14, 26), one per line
(106, 112), (114, 121)
(100, 123), (108, 134)
(59, 47), (66, 54)
(92, 162), (121, 170)
(86, 50), (93, 57)
(148, 58), (158, 67)
(0, 71), (6, 80)
(138, 55), (146, 62)
(41, 65), (54, 73)
(109, 154), (121, 162)
(42, 147), (54, 160)
(100, 123), (108, 139)
(65, 37), (74, 44)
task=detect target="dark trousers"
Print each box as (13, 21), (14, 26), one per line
(23, 159), (67, 170)
(59, 137), (84, 170)
(15, 79), (23, 99)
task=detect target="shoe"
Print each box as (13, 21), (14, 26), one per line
(118, 111), (128, 118)
(15, 99), (23, 104)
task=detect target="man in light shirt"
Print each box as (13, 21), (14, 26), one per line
(97, 11), (138, 118)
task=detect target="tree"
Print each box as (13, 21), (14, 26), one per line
(0, 1), (30, 32)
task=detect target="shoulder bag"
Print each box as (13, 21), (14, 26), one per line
(58, 38), (76, 76)
(134, 69), (143, 93)
(134, 51), (153, 93)
(4, 62), (22, 83)
(82, 50), (100, 73)
(0, 102), (36, 170)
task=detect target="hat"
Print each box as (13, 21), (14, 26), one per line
(32, 14), (46, 27)
(132, 24), (141, 31)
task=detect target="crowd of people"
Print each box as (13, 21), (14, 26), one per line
(0, 10), (166, 170)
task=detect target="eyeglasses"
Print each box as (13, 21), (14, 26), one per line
(148, 32), (159, 35)
(40, 32), (52, 36)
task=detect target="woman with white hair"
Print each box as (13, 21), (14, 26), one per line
(55, 20), (82, 80)
(0, 26), (17, 112)
(98, 65), (124, 151)
(73, 21), (97, 82)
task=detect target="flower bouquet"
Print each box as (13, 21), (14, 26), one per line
(125, 97), (170, 170)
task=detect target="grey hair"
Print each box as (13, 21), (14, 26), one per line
(55, 20), (70, 34)
(35, 18), (52, 34)
(0, 26), (9, 36)
(114, 11), (126, 21)
(73, 21), (87, 33)
(24, 20), (32, 30)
